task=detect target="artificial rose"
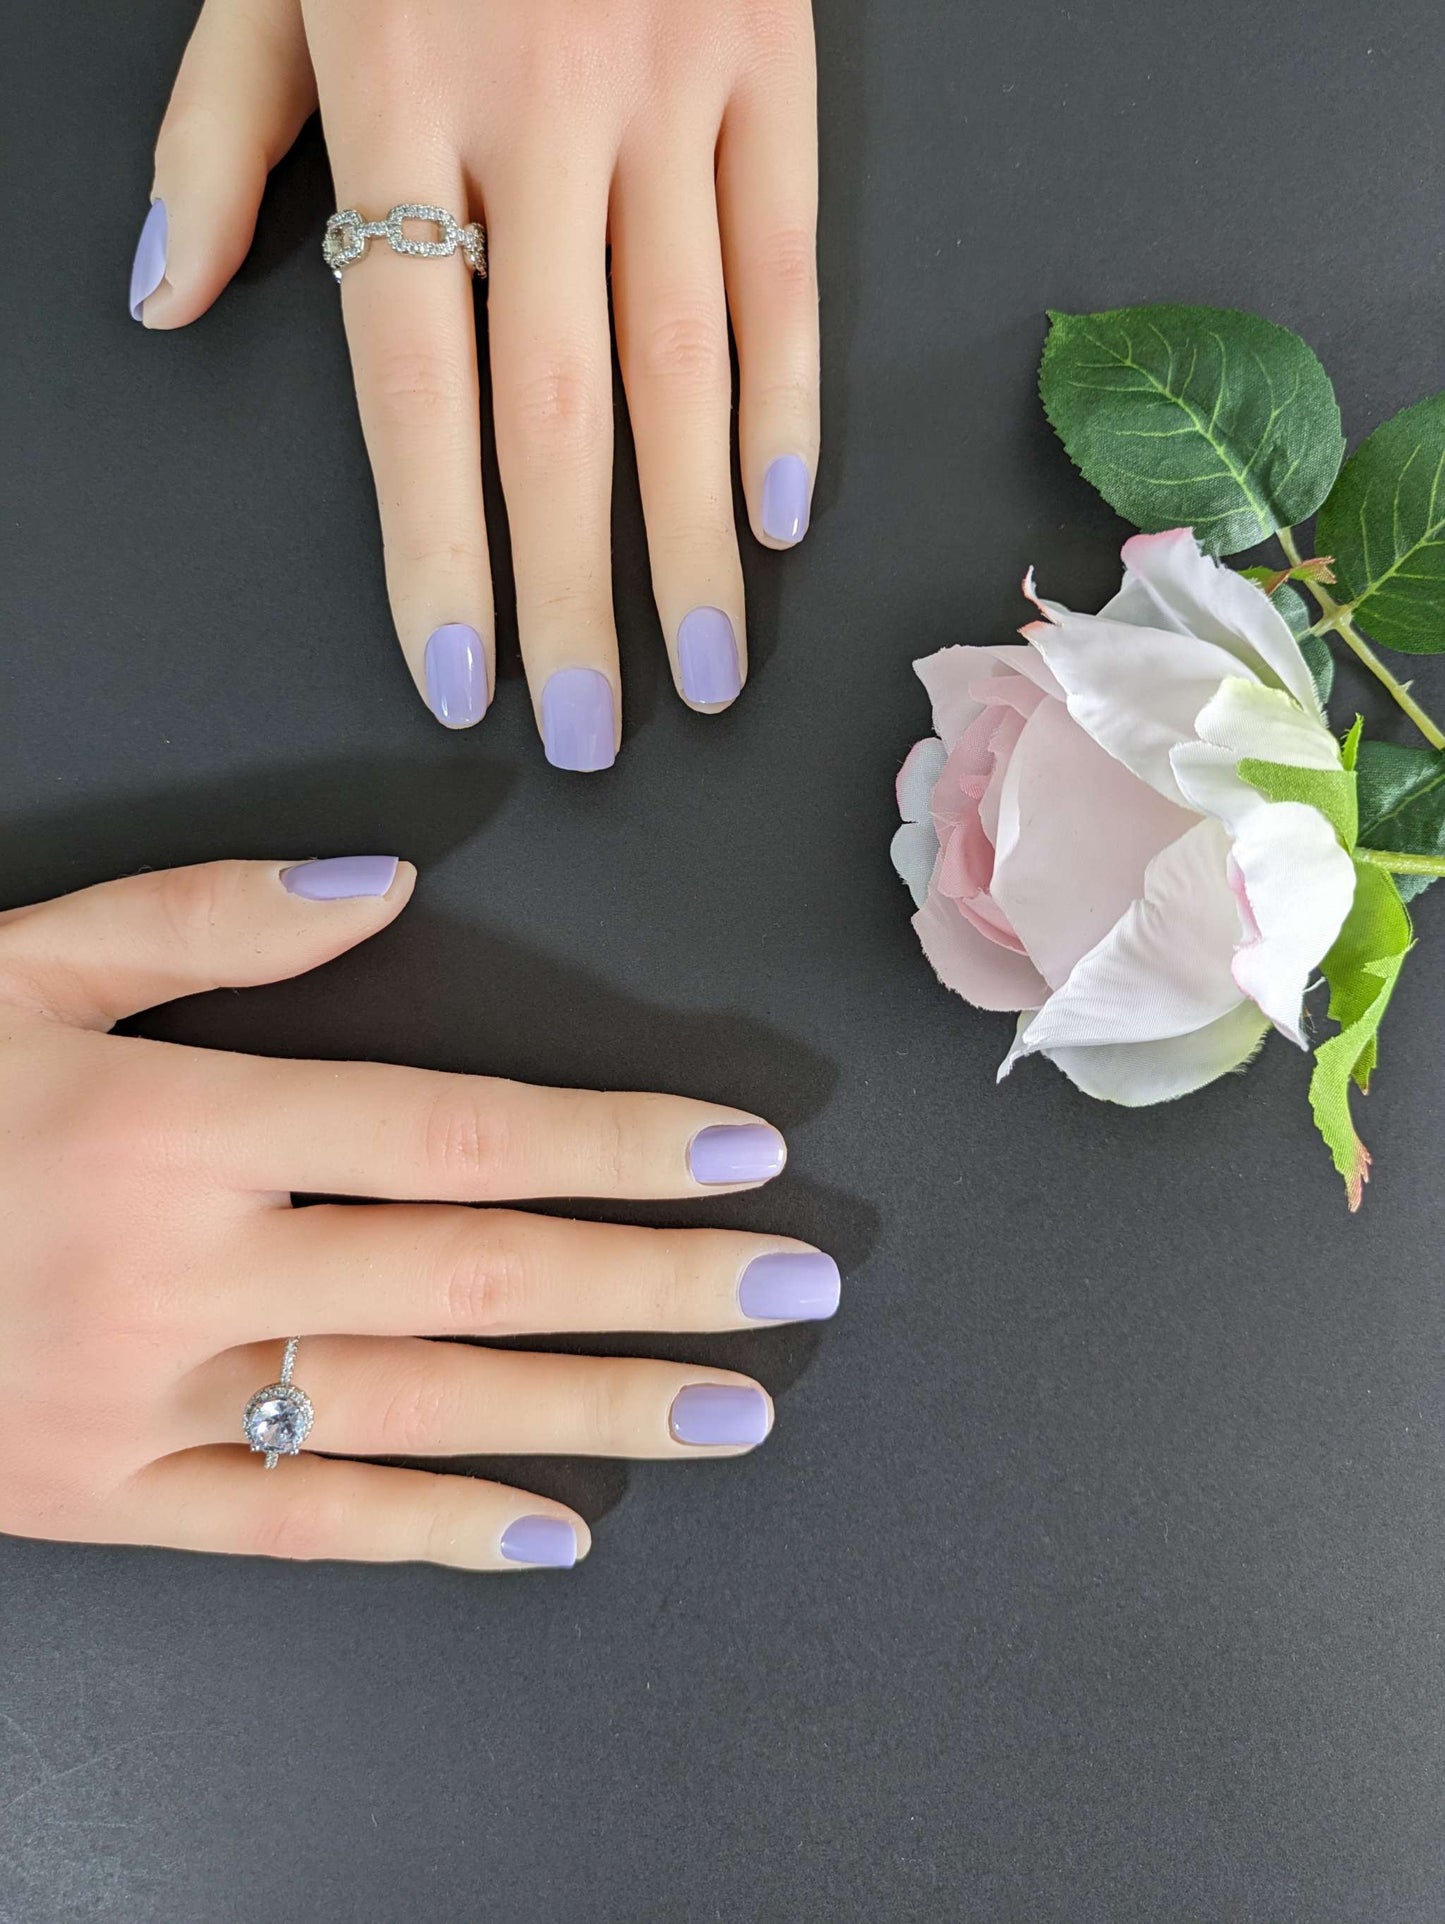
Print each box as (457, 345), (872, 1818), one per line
(891, 528), (1358, 1104)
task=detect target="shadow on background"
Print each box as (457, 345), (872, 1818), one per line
(0, 750), (516, 904)
(236, 115), (333, 287)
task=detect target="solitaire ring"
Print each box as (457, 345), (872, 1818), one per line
(242, 1338), (314, 1470)
(323, 203), (487, 283)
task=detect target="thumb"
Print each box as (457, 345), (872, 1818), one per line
(133, 0), (317, 328)
(0, 858), (413, 1030)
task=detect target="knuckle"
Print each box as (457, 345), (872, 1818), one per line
(387, 530), (489, 578)
(523, 576), (614, 632)
(577, 1365), (627, 1453)
(636, 1232), (685, 1327)
(377, 1360), (458, 1455)
(369, 347), (468, 432)
(634, 309), (728, 395)
(567, 1090), (627, 1194)
(250, 1496), (340, 1562)
(422, 1487), (476, 1566)
(147, 861), (250, 952)
(421, 1082), (512, 1190)
(649, 510), (737, 560)
(504, 356), (608, 460)
(754, 225), (818, 307)
(436, 1230), (525, 1334)
(750, 372), (819, 428)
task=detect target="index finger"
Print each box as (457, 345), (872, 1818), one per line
(199, 1055), (788, 1201)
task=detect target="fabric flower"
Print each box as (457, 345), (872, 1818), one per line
(891, 528), (1358, 1104)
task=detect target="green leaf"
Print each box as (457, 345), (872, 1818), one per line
(1271, 582), (1312, 638)
(1265, 580), (1336, 707)
(1354, 736), (1445, 898)
(1317, 392), (1445, 654)
(1040, 305), (1345, 556)
(1308, 861), (1412, 1209)
(1237, 756), (1357, 849)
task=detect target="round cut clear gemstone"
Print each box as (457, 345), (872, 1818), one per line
(245, 1389), (311, 1455)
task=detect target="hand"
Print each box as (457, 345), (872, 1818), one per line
(132, 0), (820, 764)
(0, 857), (838, 1568)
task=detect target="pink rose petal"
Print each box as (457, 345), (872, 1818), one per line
(913, 888), (1048, 1013)
(990, 696), (1196, 989)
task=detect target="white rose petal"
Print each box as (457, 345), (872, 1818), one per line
(1022, 597), (1254, 806)
(1227, 801), (1358, 1047)
(1103, 528), (1322, 716)
(998, 819), (1242, 1070)
(1039, 1000), (1272, 1106)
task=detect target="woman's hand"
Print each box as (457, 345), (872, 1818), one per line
(132, 0), (820, 764)
(0, 857), (838, 1568)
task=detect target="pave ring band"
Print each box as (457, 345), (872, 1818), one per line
(242, 1338), (314, 1469)
(323, 203), (487, 283)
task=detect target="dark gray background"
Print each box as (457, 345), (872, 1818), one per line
(3, 2), (1444, 1919)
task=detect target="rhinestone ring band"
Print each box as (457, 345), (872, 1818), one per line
(323, 203), (487, 283)
(242, 1338), (314, 1470)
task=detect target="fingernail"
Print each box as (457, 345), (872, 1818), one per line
(739, 1251), (841, 1322)
(670, 1385), (772, 1448)
(280, 856), (400, 900)
(761, 455), (811, 545)
(541, 668), (616, 772)
(423, 624), (488, 728)
(688, 1122), (787, 1186)
(129, 199), (168, 323)
(500, 1515), (579, 1569)
(678, 608), (742, 707)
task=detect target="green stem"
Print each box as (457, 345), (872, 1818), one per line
(1356, 846), (1445, 878)
(1278, 528), (1445, 752)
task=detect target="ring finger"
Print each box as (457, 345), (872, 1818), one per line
(331, 146), (494, 729)
(185, 1340), (776, 1459)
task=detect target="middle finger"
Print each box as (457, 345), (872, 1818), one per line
(233, 1203), (842, 1339)
(486, 143), (620, 771)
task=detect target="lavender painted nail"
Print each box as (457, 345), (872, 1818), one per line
(500, 1516), (578, 1569)
(670, 1384), (772, 1448)
(280, 856), (399, 901)
(761, 455), (811, 544)
(541, 668), (616, 772)
(129, 200), (168, 322)
(689, 1122), (787, 1186)
(424, 624), (488, 728)
(678, 608), (742, 706)
(739, 1251), (841, 1323)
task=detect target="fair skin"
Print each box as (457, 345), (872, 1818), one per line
(137, 0), (820, 757)
(0, 858), (834, 1568)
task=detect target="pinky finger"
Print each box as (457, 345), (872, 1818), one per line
(120, 1449), (590, 1571)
